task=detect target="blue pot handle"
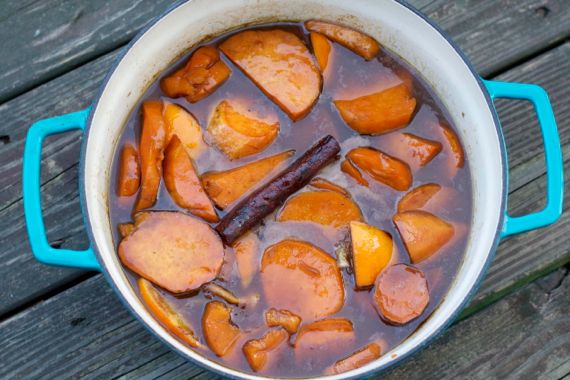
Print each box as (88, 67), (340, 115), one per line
(484, 80), (564, 238)
(23, 108), (101, 271)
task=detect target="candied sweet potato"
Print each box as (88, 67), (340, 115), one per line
(118, 212), (224, 294)
(346, 147), (412, 191)
(341, 159), (368, 186)
(327, 342), (382, 374)
(202, 301), (242, 357)
(207, 100), (280, 159)
(309, 177), (349, 196)
(220, 29), (321, 121)
(387, 133), (442, 169)
(163, 136), (218, 222)
(163, 103), (205, 159)
(160, 46), (231, 103)
(305, 20), (380, 60)
(135, 101), (167, 211)
(294, 318), (355, 355)
(393, 210), (454, 263)
(334, 84), (416, 135)
(373, 264), (429, 325)
(201, 150), (294, 209)
(117, 144), (140, 197)
(233, 232), (260, 288)
(265, 308), (302, 334)
(397, 183), (442, 213)
(439, 122), (465, 178)
(243, 328), (288, 372)
(261, 240), (344, 320)
(350, 221), (393, 288)
(138, 278), (201, 348)
(277, 190), (363, 229)
(310, 32), (332, 72)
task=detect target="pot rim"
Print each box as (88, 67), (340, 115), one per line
(78, 0), (507, 378)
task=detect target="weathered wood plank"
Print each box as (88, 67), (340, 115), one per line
(1, 0), (568, 103)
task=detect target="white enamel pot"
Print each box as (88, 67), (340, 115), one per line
(23, 0), (564, 378)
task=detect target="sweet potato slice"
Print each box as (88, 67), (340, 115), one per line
(346, 147), (412, 191)
(243, 328), (288, 372)
(265, 308), (302, 334)
(207, 100), (280, 159)
(163, 103), (205, 159)
(117, 144), (140, 197)
(309, 177), (349, 196)
(277, 190), (363, 229)
(201, 150), (294, 209)
(163, 136), (218, 222)
(393, 210), (454, 263)
(310, 32), (332, 72)
(387, 133), (442, 169)
(135, 101), (167, 211)
(118, 212), (224, 294)
(305, 20), (380, 60)
(334, 84), (416, 135)
(326, 342), (382, 374)
(373, 264), (429, 325)
(233, 232), (260, 288)
(397, 183), (442, 213)
(160, 46), (231, 103)
(341, 159), (368, 186)
(261, 240), (344, 320)
(138, 278), (201, 348)
(350, 221), (393, 289)
(202, 301), (242, 357)
(220, 29), (321, 121)
(294, 318), (355, 356)
(439, 123), (465, 178)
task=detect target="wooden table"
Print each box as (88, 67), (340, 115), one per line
(1, 1), (568, 378)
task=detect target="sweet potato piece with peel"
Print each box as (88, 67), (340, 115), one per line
(393, 210), (454, 263)
(202, 301), (242, 357)
(374, 264), (429, 325)
(220, 30), (321, 121)
(117, 144), (140, 197)
(350, 221), (393, 288)
(341, 159), (368, 186)
(398, 183), (443, 213)
(277, 190), (363, 229)
(346, 147), (412, 191)
(201, 150), (294, 209)
(326, 342), (382, 374)
(310, 32), (332, 72)
(294, 318), (355, 355)
(261, 240), (344, 320)
(160, 46), (231, 103)
(335, 84), (416, 135)
(265, 308), (302, 334)
(208, 100), (280, 160)
(388, 133), (442, 169)
(305, 20), (380, 60)
(138, 278), (201, 348)
(119, 212), (224, 294)
(163, 103), (205, 159)
(233, 232), (260, 288)
(135, 101), (167, 211)
(243, 328), (288, 372)
(163, 136), (218, 222)
(309, 177), (349, 196)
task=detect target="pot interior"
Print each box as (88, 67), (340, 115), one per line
(83, 0), (504, 378)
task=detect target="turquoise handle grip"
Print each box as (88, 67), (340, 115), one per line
(484, 80), (564, 238)
(23, 108), (100, 270)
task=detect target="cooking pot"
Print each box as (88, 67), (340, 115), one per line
(23, 0), (564, 378)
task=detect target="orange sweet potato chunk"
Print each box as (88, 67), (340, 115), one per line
(117, 144), (140, 197)
(163, 136), (218, 222)
(201, 150), (294, 209)
(341, 159), (369, 186)
(261, 240), (344, 320)
(327, 342), (382, 374)
(160, 46), (231, 103)
(277, 190), (363, 229)
(202, 301), (242, 357)
(439, 122), (465, 177)
(163, 103), (205, 159)
(346, 147), (412, 191)
(393, 210), (455, 263)
(220, 29), (321, 121)
(119, 212), (224, 294)
(207, 100), (280, 159)
(388, 133), (442, 169)
(305, 20), (380, 60)
(265, 308), (302, 334)
(309, 177), (349, 196)
(233, 232), (260, 288)
(243, 328), (288, 372)
(295, 318), (355, 352)
(135, 101), (167, 211)
(310, 32), (332, 72)
(397, 183), (442, 213)
(138, 278), (202, 348)
(334, 84), (416, 135)
(350, 221), (393, 289)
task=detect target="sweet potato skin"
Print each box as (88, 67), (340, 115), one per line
(326, 343), (382, 374)
(220, 29), (322, 121)
(346, 147), (412, 191)
(117, 144), (140, 197)
(242, 328), (288, 372)
(202, 301), (242, 357)
(350, 221), (393, 288)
